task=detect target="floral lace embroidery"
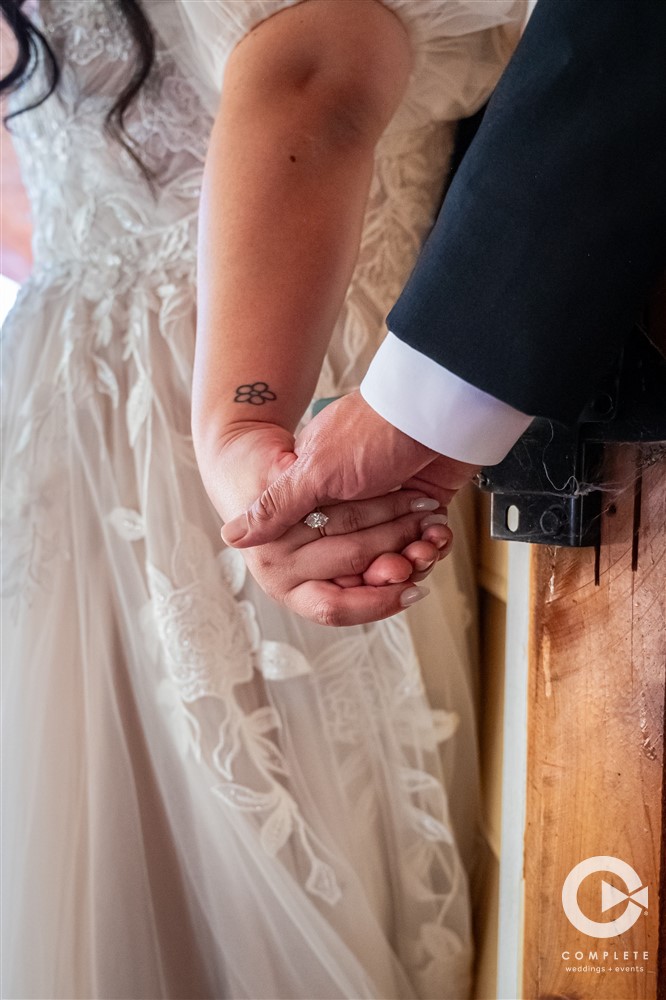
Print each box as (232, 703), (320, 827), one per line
(11, 2), (210, 281)
(3, 0), (475, 966)
(312, 619), (469, 988)
(42, 0), (132, 66)
(1, 285), (72, 611)
(312, 122), (455, 402)
(139, 524), (343, 905)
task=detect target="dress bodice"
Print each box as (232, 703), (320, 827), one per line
(10, 0), (524, 393)
(1, 9), (526, 997)
(11, 1), (213, 281)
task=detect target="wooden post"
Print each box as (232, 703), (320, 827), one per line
(522, 444), (666, 999)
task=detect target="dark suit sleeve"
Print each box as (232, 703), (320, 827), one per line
(387, 0), (666, 424)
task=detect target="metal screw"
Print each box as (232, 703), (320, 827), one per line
(539, 506), (564, 535)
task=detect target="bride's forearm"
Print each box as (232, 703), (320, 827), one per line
(191, 0), (411, 458)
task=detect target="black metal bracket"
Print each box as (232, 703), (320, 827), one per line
(479, 329), (666, 547)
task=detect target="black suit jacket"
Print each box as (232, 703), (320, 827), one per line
(388, 0), (666, 425)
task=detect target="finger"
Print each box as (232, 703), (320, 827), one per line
(221, 467), (443, 550)
(400, 540), (439, 583)
(221, 460), (323, 548)
(331, 574), (364, 588)
(360, 539), (441, 587)
(291, 492), (441, 548)
(318, 494), (440, 538)
(402, 474), (457, 511)
(290, 511), (447, 582)
(401, 539), (439, 568)
(360, 553), (413, 587)
(421, 519), (453, 554)
(403, 457), (478, 509)
(430, 533), (453, 559)
(285, 580), (430, 627)
(420, 525), (451, 550)
(418, 513), (452, 552)
(343, 541), (446, 589)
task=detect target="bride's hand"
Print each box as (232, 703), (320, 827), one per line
(196, 423), (450, 625)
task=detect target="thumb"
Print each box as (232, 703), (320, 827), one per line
(221, 461), (321, 548)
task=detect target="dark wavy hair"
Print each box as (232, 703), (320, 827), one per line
(0, 0), (155, 173)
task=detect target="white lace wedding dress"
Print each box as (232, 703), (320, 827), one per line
(1, 2), (524, 997)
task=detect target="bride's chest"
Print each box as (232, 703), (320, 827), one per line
(15, 1), (213, 186)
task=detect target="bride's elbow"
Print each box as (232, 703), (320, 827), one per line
(223, 0), (413, 149)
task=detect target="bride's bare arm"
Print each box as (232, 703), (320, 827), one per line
(189, 1), (450, 623)
(191, 0), (411, 457)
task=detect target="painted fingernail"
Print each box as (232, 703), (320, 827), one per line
(410, 497), (440, 512)
(400, 585), (430, 607)
(420, 513), (448, 528)
(414, 558), (435, 572)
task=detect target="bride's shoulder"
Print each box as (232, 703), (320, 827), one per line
(379, 0), (528, 129)
(150, 0), (527, 125)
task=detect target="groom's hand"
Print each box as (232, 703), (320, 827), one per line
(221, 391), (478, 548)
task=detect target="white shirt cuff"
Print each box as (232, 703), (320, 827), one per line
(360, 333), (533, 466)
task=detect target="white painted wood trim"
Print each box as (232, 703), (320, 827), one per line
(496, 542), (532, 1000)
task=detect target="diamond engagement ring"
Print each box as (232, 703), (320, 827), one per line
(304, 510), (329, 535)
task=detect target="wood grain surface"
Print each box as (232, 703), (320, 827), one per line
(522, 444), (665, 1000)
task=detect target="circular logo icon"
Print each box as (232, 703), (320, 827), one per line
(562, 856), (648, 937)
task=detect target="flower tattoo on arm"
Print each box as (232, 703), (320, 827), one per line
(233, 382), (277, 405)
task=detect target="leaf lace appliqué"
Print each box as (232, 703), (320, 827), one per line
(146, 525), (342, 906)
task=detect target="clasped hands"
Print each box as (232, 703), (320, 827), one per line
(202, 392), (477, 626)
